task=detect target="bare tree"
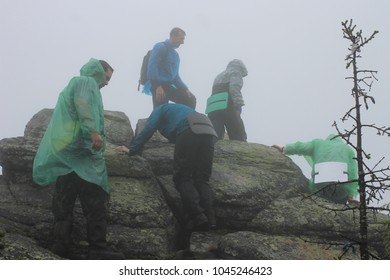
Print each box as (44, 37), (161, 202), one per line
(333, 19), (390, 259)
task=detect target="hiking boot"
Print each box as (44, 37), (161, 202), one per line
(86, 218), (125, 259)
(208, 221), (217, 230)
(51, 242), (88, 259)
(87, 247), (125, 260)
(205, 211), (217, 230)
(51, 242), (71, 259)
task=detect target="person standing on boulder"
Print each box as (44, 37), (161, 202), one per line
(272, 134), (359, 205)
(206, 59), (248, 141)
(116, 103), (217, 231)
(33, 58), (124, 260)
(142, 27), (197, 109)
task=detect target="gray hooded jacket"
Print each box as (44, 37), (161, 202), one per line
(212, 59), (248, 109)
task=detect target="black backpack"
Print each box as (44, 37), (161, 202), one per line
(138, 42), (168, 91)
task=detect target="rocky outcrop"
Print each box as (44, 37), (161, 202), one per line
(0, 109), (389, 260)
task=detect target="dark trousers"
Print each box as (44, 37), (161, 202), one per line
(53, 172), (109, 249)
(314, 182), (350, 204)
(151, 83), (196, 109)
(173, 130), (215, 223)
(208, 106), (247, 141)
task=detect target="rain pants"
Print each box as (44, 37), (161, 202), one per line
(284, 134), (358, 201)
(33, 58), (109, 193)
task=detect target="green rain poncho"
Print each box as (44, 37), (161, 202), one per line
(33, 58), (109, 193)
(284, 134), (358, 201)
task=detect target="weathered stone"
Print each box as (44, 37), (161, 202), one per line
(217, 231), (361, 260)
(23, 108), (134, 146)
(0, 231), (62, 260)
(0, 109), (389, 260)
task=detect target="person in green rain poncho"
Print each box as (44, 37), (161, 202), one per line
(273, 134), (359, 204)
(33, 58), (124, 259)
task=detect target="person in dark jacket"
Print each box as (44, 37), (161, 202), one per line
(207, 59), (248, 141)
(117, 103), (217, 231)
(142, 27), (196, 109)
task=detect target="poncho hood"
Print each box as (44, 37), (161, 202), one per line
(80, 58), (106, 87)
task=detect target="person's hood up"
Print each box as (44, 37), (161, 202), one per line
(226, 59), (248, 77)
(80, 58), (106, 86)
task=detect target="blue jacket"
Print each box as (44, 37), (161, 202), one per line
(130, 104), (194, 155)
(143, 39), (188, 95)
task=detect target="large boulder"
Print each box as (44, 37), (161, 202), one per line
(0, 109), (389, 260)
(24, 108), (134, 146)
(0, 109), (134, 184)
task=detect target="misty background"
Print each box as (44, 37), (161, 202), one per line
(1, 0), (389, 205)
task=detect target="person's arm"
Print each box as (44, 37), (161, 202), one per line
(272, 145), (284, 153)
(229, 72), (245, 111)
(149, 43), (169, 103)
(74, 77), (103, 151)
(147, 42), (167, 87)
(284, 141), (314, 156)
(90, 132), (103, 151)
(129, 108), (162, 156)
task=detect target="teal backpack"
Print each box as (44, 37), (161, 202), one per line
(205, 92), (229, 114)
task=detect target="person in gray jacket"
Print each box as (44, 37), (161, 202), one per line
(207, 59), (248, 141)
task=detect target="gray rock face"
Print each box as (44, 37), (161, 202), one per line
(24, 108), (134, 146)
(0, 109), (389, 260)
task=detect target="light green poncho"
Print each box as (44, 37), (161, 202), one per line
(33, 58), (109, 193)
(284, 134), (358, 201)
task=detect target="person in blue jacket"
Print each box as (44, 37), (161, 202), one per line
(142, 27), (196, 109)
(117, 104), (217, 231)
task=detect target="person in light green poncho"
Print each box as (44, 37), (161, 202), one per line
(33, 58), (123, 259)
(273, 134), (359, 204)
